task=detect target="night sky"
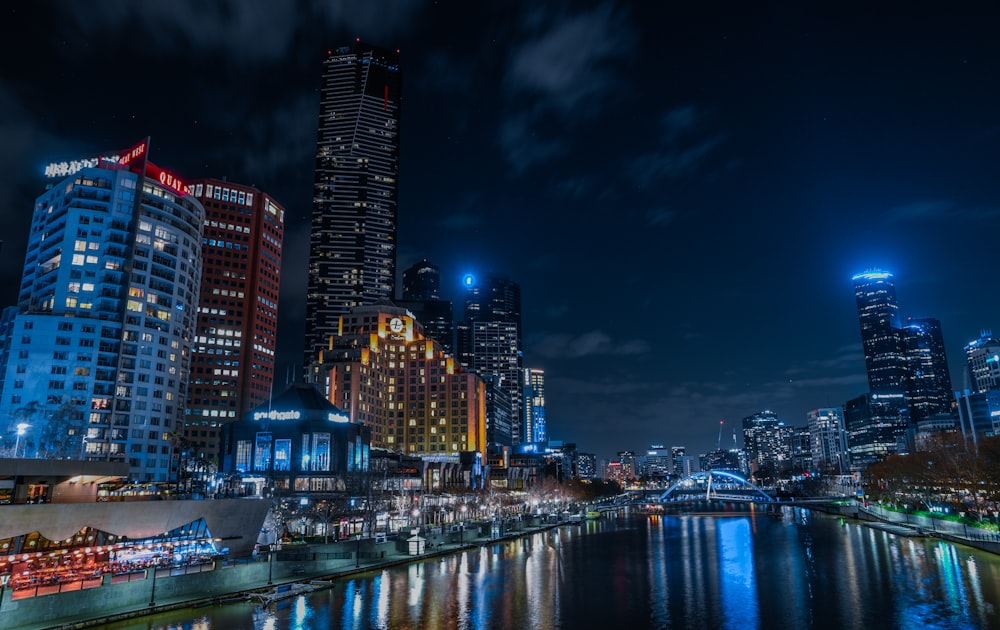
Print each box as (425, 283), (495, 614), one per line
(2, 3), (999, 463)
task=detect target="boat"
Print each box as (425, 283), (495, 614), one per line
(585, 511), (601, 520)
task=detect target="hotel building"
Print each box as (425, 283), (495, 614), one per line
(0, 143), (202, 481)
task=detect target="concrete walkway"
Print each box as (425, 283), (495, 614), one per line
(30, 518), (560, 630)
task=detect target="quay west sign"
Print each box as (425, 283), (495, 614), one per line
(43, 139), (187, 197)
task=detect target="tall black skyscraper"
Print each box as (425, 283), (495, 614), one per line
(397, 259), (454, 354)
(853, 270), (906, 393)
(457, 273), (524, 446)
(901, 317), (953, 422)
(305, 41), (401, 368)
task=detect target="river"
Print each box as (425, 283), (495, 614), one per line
(97, 507), (1000, 629)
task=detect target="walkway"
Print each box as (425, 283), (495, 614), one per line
(28, 518), (561, 630)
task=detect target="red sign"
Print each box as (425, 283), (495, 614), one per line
(119, 140), (147, 167)
(146, 163), (186, 197)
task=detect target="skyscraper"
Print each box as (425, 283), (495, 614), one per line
(964, 331), (1000, 393)
(397, 259), (454, 354)
(741, 410), (792, 478)
(456, 273), (524, 445)
(853, 270), (906, 393)
(185, 179), (285, 463)
(522, 368), (546, 444)
(0, 143), (202, 481)
(900, 317), (953, 422)
(806, 407), (848, 473)
(305, 41), (401, 369)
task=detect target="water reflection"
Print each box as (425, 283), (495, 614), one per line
(98, 510), (1000, 630)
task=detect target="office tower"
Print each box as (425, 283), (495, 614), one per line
(643, 444), (670, 480)
(900, 317), (953, 422)
(853, 270), (906, 393)
(616, 450), (636, 480)
(575, 452), (597, 479)
(844, 392), (909, 465)
(670, 446), (686, 476)
(185, 179), (285, 463)
(807, 408), (848, 473)
(483, 375), (514, 449)
(401, 259), (439, 300)
(456, 273), (524, 444)
(316, 304), (486, 462)
(304, 41), (402, 369)
(741, 410), (792, 477)
(965, 331), (1000, 393)
(397, 259), (454, 354)
(522, 368), (546, 444)
(0, 143), (202, 480)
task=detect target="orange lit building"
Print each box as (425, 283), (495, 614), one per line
(311, 304), (487, 469)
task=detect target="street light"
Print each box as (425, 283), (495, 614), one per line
(14, 423), (29, 458)
(460, 505), (468, 544)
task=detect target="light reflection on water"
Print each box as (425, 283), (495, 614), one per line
(97, 509), (1000, 630)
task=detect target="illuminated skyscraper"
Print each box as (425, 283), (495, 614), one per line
(456, 273), (524, 445)
(0, 143), (202, 481)
(305, 41), (401, 369)
(853, 270), (906, 393)
(523, 368), (545, 443)
(964, 331), (1000, 393)
(900, 317), (953, 422)
(185, 179), (285, 462)
(806, 408), (848, 473)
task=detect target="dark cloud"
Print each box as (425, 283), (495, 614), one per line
(531, 331), (650, 359)
(885, 200), (1000, 224)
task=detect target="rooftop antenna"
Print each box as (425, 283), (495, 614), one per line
(716, 420), (724, 450)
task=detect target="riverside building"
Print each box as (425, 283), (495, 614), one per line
(0, 141), (202, 481)
(304, 41), (402, 369)
(185, 179), (285, 463)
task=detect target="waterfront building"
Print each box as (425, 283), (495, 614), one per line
(965, 331), (1000, 394)
(806, 408), (848, 473)
(699, 449), (740, 474)
(641, 444), (671, 481)
(522, 368), (546, 444)
(575, 452), (597, 480)
(789, 426), (812, 471)
(853, 270), (907, 393)
(483, 375), (514, 449)
(741, 410), (792, 478)
(311, 304), (487, 468)
(456, 273), (524, 444)
(844, 391), (909, 466)
(616, 451), (636, 482)
(304, 41), (401, 369)
(901, 317), (954, 422)
(222, 382), (369, 494)
(185, 179), (285, 464)
(396, 260), (454, 355)
(954, 389), (1000, 446)
(670, 446), (686, 477)
(0, 144), (202, 481)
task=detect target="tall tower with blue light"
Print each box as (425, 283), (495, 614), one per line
(853, 270), (906, 394)
(457, 273), (524, 447)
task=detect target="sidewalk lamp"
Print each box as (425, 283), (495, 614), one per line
(460, 505), (468, 544)
(14, 423), (29, 458)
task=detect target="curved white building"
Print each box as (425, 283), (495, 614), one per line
(0, 145), (203, 481)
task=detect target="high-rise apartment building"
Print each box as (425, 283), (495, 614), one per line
(0, 143), (202, 481)
(457, 273), (524, 445)
(900, 317), (953, 422)
(316, 304), (486, 461)
(741, 410), (792, 478)
(806, 408), (848, 473)
(522, 368), (545, 444)
(305, 41), (401, 369)
(965, 331), (1000, 393)
(185, 179), (285, 462)
(853, 270), (906, 393)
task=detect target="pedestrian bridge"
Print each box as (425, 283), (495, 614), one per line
(656, 470), (775, 504)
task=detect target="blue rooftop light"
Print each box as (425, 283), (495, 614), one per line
(852, 269), (893, 281)
(463, 273), (475, 288)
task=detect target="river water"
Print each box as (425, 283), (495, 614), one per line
(99, 507), (1000, 629)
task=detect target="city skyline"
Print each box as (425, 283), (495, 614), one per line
(2, 4), (1000, 461)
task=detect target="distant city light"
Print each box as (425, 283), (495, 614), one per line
(852, 269), (893, 281)
(463, 274), (475, 288)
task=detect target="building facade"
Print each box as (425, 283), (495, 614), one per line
(844, 391), (909, 466)
(456, 273), (524, 444)
(0, 144), (202, 481)
(741, 410), (792, 478)
(853, 270), (907, 393)
(397, 259), (454, 355)
(313, 304), (487, 462)
(304, 41), (402, 369)
(806, 407), (848, 473)
(185, 179), (284, 464)
(522, 368), (546, 444)
(965, 331), (1000, 394)
(900, 317), (953, 422)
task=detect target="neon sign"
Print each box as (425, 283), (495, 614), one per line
(147, 163), (186, 197)
(253, 410), (301, 421)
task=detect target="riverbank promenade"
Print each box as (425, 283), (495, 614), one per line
(5, 516), (559, 630)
